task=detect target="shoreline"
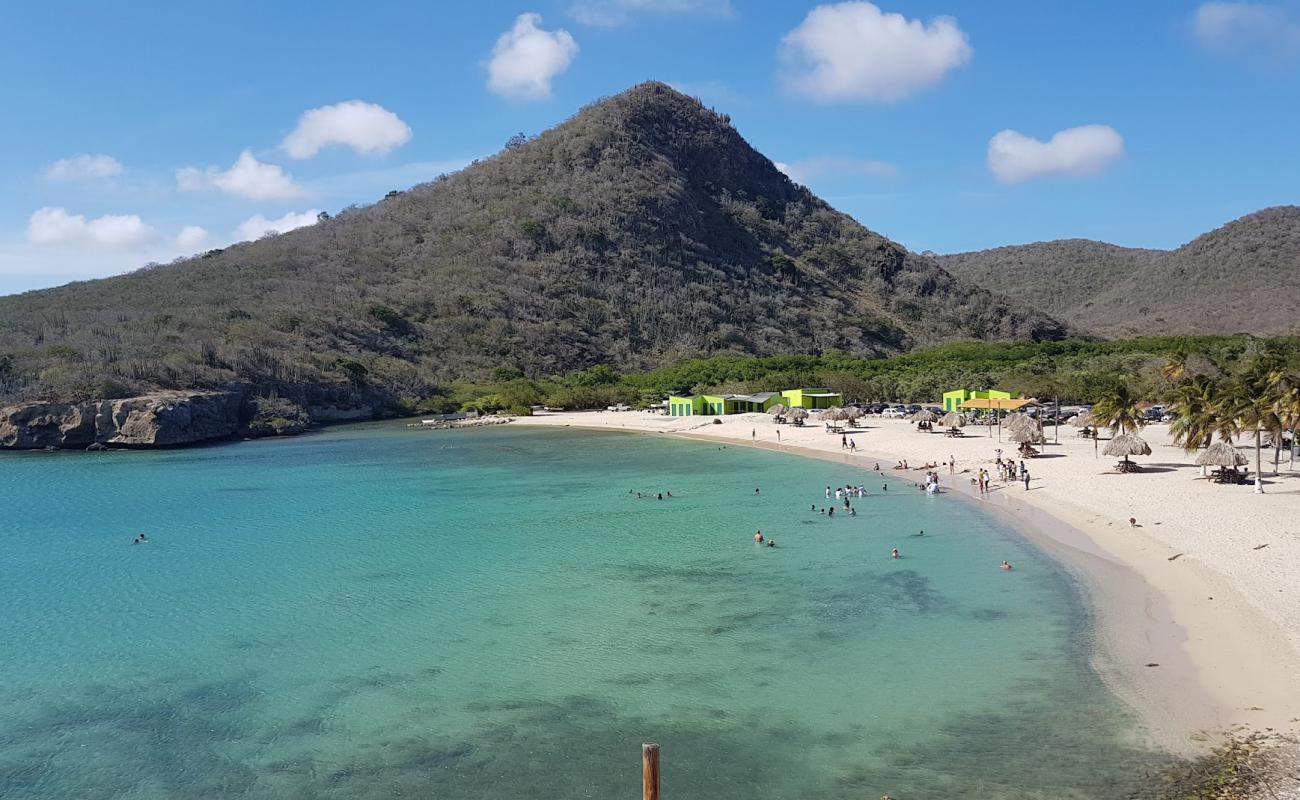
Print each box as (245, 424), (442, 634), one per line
(509, 411), (1300, 754)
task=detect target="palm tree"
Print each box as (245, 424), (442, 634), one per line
(1219, 357), (1284, 493)
(1160, 351), (1187, 383)
(1091, 381), (1143, 435)
(1276, 375), (1300, 473)
(1167, 375), (1219, 454)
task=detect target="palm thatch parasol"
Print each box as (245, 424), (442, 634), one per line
(788, 407), (809, 421)
(1007, 426), (1044, 444)
(843, 405), (862, 422)
(1103, 433), (1151, 472)
(820, 406), (849, 422)
(910, 410), (938, 423)
(1007, 415), (1038, 434)
(1069, 411), (1092, 428)
(767, 404), (788, 416)
(1194, 441), (1247, 467)
(939, 411), (965, 428)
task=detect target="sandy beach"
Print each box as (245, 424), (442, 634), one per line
(514, 409), (1300, 750)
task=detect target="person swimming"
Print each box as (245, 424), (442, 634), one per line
(849, 507), (856, 516)
(891, 548), (900, 559)
(767, 539), (776, 547)
(882, 484), (888, 492)
(828, 507), (835, 517)
(666, 491), (673, 498)
(1001, 561), (1013, 571)
(755, 531), (764, 543)
(656, 493), (663, 500)
(754, 487), (760, 495)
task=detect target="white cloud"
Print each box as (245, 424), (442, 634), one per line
(569, 0), (731, 27)
(45, 154), (124, 181)
(986, 125), (1124, 185)
(780, 2), (972, 103)
(26, 207), (154, 248)
(281, 100), (413, 159)
(175, 225), (209, 249)
(775, 156), (899, 184)
(234, 209), (321, 242)
(487, 13), (579, 101)
(1192, 2), (1300, 57)
(176, 150), (305, 200)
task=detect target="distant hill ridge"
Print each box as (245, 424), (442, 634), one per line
(0, 81), (1063, 408)
(938, 206), (1300, 337)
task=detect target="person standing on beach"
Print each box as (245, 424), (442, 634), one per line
(776, 429), (781, 442)
(1022, 469), (1031, 490)
(949, 456), (954, 474)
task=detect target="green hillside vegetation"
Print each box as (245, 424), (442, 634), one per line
(937, 240), (1158, 319)
(940, 206), (1300, 337)
(0, 82), (1063, 410)
(436, 335), (1299, 416)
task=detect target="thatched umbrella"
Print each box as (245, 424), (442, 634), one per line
(820, 406), (849, 422)
(788, 407), (809, 422)
(1069, 411), (1092, 428)
(939, 411), (965, 428)
(1004, 412), (1027, 428)
(1103, 433), (1151, 472)
(1008, 426), (1044, 445)
(767, 403), (788, 417)
(910, 410), (938, 423)
(843, 405), (862, 423)
(1194, 441), (1247, 467)
(1007, 415), (1038, 434)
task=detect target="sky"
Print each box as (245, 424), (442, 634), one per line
(2, 0), (1298, 295)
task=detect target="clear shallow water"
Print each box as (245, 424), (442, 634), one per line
(0, 424), (1166, 798)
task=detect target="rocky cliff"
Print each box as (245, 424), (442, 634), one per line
(0, 391), (246, 450)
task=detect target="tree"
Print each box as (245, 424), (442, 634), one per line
(504, 132), (528, 151)
(1167, 375), (1220, 453)
(1090, 381), (1143, 435)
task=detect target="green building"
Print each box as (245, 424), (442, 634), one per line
(779, 388), (842, 410)
(942, 389), (1012, 412)
(666, 388), (843, 417)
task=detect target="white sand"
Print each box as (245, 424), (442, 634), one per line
(513, 410), (1300, 748)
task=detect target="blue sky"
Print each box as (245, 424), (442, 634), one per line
(2, 1), (1298, 294)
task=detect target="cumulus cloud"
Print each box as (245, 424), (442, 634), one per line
(45, 154), (124, 181)
(1192, 2), (1300, 57)
(175, 225), (209, 249)
(281, 100), (413, 159)
(234, 209), (321, 242)
(26, 207), (154, 248)
(775, 156), (899, 184)
(569, 0), (732, 27)
(487, 13), (579, 101)
(780, 2), (972, 102)
(986, 125), (1124, 185)
(176, 150), (305, 200)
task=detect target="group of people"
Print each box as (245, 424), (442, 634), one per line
(921, 471), (941, 493)
(630, 490), (674, 500)
(995, 455), (1032, 490)
(130, 533), (148, 545)
(839, 434), (857, 451)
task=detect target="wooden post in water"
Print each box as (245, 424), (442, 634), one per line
(642, 742), (660, 800)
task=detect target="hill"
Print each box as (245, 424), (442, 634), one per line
(938, 207), (1300, 337)
(0, 82), (1063, 413)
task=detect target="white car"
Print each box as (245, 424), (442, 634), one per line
(880, 407), (906, 419)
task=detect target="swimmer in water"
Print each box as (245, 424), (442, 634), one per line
(767, 539), (776, 547)
(891, 548), (900, 559)
(755, 531), (764, 543)
(828, 507), (835, 517)
(657, 493), (663, 500)
(882, 484), (888, 492)
(1001, 561), (1013, 571)
(810, 504), (816, 512)
(849, 507), (856, 516)
(754, 487), (760, 495)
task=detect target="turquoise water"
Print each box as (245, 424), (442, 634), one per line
(0, 424), (1165, 798)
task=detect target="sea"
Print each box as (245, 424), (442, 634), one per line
(0, 423), (1169, 799)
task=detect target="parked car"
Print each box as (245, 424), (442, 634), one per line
(880, 407), (906, 419)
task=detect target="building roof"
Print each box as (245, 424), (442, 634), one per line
(958, 397), (1038, 410)
(727, 392), (778, 403)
